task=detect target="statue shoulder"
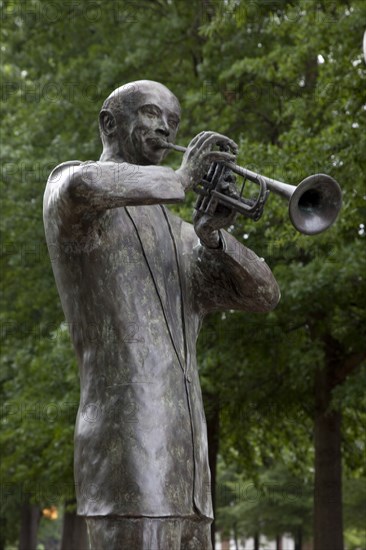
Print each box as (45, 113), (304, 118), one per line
(47, 160), (83, 185)
(44, 160), (85, 216)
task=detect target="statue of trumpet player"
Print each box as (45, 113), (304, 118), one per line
(44, 80), (280, 549)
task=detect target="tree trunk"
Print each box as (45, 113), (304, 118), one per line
(18, 501), (41, 550)
(205, 391), (220, 550)
(233, 523), (239, 550)
(0, 517), (6, 550)
(314, 361), (343, 550)
(60, 502), (89, 550)
(276, 534), (283, 550)
(294, 526), (303, 550)
(254, 532), (260, 550)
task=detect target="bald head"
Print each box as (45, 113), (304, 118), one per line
(99, 80), (181, 164)
(101, 80), (181, 118)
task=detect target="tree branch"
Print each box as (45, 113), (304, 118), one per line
(333, 351), (366, 387)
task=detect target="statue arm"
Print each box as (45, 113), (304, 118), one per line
(46, 160), (185, 213)
(192, 229), (280, 314)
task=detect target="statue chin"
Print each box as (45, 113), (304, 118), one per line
(125, 131), (162, 164)
(129, 141), (165, 166)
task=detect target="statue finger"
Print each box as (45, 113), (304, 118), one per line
(188, 131), (216, 150)
(201, 151), (237, 164)
(196, 133), (238, 155)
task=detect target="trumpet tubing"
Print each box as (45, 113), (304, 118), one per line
(163, 142), (342, 235)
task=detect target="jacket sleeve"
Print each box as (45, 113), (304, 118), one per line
(190, 229), (280, 315)
(44, 160), (185, 216)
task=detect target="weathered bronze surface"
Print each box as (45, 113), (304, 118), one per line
(43, 80), (280, 549)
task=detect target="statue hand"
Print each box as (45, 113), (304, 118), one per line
(175, 131), (237, 191)
(193, 171), (239, 248)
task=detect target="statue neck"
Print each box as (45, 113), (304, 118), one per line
(99, 140), (127, 163)
(99, 151), (125, 162)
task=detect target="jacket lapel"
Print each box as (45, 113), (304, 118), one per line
(125, 205), (186, 372)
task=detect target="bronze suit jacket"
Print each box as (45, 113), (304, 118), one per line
(43, 160), (279, 519)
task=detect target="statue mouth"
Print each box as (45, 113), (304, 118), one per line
(145, 137), (169, 150)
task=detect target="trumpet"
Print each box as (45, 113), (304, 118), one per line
(161, 142), (342, 236)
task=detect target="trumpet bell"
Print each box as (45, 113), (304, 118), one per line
(289, 174), (342, 235)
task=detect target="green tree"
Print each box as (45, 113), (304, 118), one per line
(216, 459), (313, 546)
(195, 2), (366, 549)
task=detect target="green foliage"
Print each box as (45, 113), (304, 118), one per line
(215, 458), (313, 541)
(0, 326), (78, 543)
(215, 458), (366, 544)
(195, 0), (366, 478)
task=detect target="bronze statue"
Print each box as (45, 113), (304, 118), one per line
(43, 80), (280, 549)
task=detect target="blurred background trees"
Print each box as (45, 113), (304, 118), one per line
(1, 1), (365, 548)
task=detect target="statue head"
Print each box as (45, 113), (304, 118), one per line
(99, 80), (181, 165)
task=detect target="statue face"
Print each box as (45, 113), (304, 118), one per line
(117, 83), (181, 165)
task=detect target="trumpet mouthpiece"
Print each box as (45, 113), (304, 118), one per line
(158, 142), (187, 153)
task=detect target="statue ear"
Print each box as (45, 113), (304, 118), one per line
(99, 109), (117, 137)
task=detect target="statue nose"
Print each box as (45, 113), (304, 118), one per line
(156, 118), (170, 137)
(156, 126), (169, 137)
